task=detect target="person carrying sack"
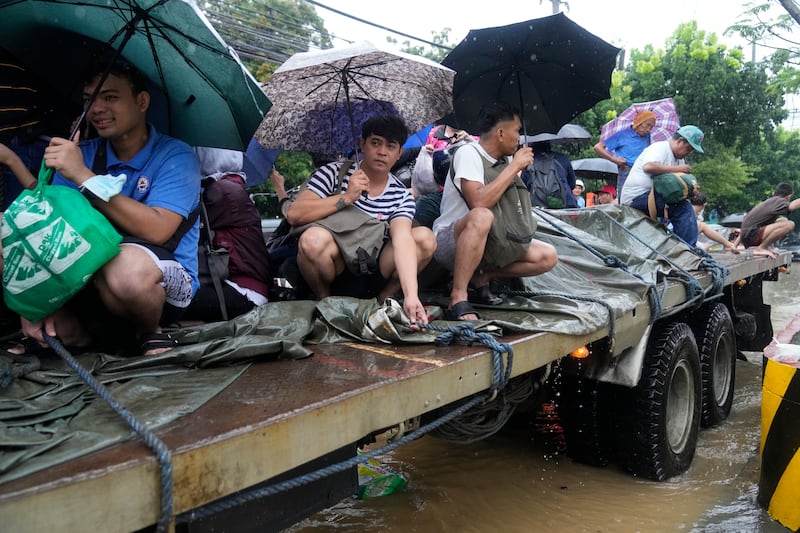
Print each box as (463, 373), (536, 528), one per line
(619, 125), (705, 246)
(431, 102), (558, 321)
(15, 56), (201, 357)
(285, 115), (435, 326)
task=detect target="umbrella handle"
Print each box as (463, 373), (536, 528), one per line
(515, 70), (527, 137)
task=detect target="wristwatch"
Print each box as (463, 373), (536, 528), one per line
(78, 184), (101, 203)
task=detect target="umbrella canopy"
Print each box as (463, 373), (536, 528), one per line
(571, 157), (619, 180)
(256, 41), (455, 157)
(719, 212), (746, 228)
(521, 132), (560, 144)
(555, 123), (592, 143)
(600, 97), (680, 143)
(441, 13), (620, 135)
(0, 0), (270, 151)
(403, 123), (435, 149)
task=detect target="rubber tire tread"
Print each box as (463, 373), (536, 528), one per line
(624, 321), (701, 481)
(691, 303), (736, 428)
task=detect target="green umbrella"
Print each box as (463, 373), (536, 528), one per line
(0, 0), (270, 151)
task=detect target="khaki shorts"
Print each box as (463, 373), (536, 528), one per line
(434, 222), (489, 272)
(434, 223), (457, 271)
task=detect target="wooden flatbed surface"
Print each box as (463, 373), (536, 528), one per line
(0, 252), (790, 532)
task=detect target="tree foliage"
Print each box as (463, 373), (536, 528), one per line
(571, 19), (795, 216)
(390, 29), (456, 62)
(202, 0), (331, 81)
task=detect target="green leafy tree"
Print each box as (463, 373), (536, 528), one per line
(597, 21), (789, 210)
(202, 0), (332, 81)
(728, 1), (800, 94)
(390, 29), (456, 62)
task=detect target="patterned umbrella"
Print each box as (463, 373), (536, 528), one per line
(600, 98), (681, 143)
(256, 42), (455, 157)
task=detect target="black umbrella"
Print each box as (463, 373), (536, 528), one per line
(571, 157), (619, 181)
(441, 13), (620, 135)
(719, 213), (746, 228)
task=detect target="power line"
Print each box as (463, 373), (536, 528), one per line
(302, 0), (453, 51)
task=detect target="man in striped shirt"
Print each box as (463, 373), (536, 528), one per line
(286, 115), (435, 325)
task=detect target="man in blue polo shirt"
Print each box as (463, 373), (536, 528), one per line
(593, 110), (656, 198)
(19, 58), (200, 356)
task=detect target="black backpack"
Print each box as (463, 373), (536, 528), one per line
(528, 153), (568, 209)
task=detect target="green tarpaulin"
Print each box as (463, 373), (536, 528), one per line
(0, 206), (719, 483)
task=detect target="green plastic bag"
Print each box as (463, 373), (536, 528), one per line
(653, 172), (698, 204)
(2, 161), (122, 321)
(356, 455), (407, 499)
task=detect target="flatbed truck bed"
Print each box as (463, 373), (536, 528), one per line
(0, 248), (790, 532)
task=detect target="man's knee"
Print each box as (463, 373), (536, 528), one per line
(412, 226), (436, 259)
(298, 227), (337, 259)
(98, 248), (162, 300)
(529, 241), (558, 272)
(460, 207), (494, 237)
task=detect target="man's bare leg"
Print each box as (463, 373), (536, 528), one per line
(483, 239), (558, 280)
(296, 226), (344, 298)
(449, 208), (493, 320)
(756, 219), (795, 254)
(95, 247), (170, 355)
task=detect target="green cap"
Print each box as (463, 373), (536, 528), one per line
(677, 125), (705, 153)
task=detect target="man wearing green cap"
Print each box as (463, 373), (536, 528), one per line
(619, 125), (705, 245)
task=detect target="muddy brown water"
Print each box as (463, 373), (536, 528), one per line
(289, 270), (800, 532)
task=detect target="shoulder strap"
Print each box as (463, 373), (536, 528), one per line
(335, 159), (354, 193)
(198, 192), (229, 321)
(647, 185), (666, 220)
(91, 139), (108, 175)
(91, 137), (198, 251)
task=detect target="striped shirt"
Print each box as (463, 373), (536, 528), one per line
(305, 161), (415, 223)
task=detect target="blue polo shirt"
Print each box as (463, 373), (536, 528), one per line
(604, 127), (651, 166)
(53, 125), (201, 294)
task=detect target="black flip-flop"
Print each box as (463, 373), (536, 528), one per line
(469, 284), (504, 306)
(139, 332), (178, 356)
(445, 300), (481, 321)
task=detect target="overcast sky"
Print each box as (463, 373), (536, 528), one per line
(315, 0), (761, 54)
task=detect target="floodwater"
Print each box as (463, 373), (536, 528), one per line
(289, 269), (800, 532)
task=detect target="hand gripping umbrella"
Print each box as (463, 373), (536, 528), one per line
(0, 0), (270, 150)
(601, 98), (681, 143)
(256, 41), (455, 158)
(442, 13), (620, 136)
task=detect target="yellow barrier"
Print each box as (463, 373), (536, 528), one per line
(758, 356), (800, 532)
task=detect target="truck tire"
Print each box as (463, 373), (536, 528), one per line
(558, 375), (617, 467)
(624, 322), (701, 481)
(691, 303), (736, 427)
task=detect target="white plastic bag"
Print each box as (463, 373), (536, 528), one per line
(411, 148), (437, 196)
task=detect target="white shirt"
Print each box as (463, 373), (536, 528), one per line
(432, 143), (509, 235)
(619, 140), (684, 205)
